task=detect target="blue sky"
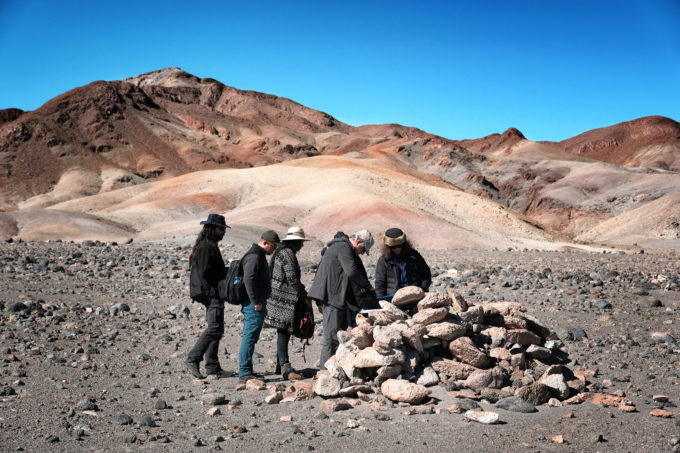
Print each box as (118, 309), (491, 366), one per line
(1, 0), (678, 142)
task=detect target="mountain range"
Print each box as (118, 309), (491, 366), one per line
(1, 67), (678, 249)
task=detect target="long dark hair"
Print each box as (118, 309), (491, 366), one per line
(190, 226), (221, 266)
(380, 238), (413, 259)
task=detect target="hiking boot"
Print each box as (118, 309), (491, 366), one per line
(238, 373), (264, 383)
(184, 360), (205, 379)
(281, 363), (304, 381)
(206, 369), (235, 379)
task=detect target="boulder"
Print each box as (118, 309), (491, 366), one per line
(380, 379), (431, 404)
(526, 344), (552, 360)
(417, 292), (452, 310)
(391, 286), (425, 307)
(514, 383), (552, 406)
(495, 396), (536, 413)
(449, 337), (491, 368)
(412, 307), (448, 326)
(416, 367), (440, 386)
(464, 367), (506, 390)
(373, 325), (403, 348)
(447, 290), (468, 312)
(350, 325), (374, 349)
(506, 329), (541, 345)
(425, 320), (467, 340)
(313, 371), (341, 397)
(459, 305), (484, 324)
(378, 300), (408, 321)
(392, 322), (424, 353)
(354, 347), (405, 368)
(465, 410), (499, 424)
(431, 358), (477, 380)
(540, 373), (570, 400)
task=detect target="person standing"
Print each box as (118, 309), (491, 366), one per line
(265, 226), (309, 380)
(375, 228), (431, 298)
(238, 230), (280, 381)
(186, 214), (230, 379)
(308, 230), (377, 370)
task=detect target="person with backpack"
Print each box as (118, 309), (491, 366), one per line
(238, 230), (280, 382)
(375, 228), (431, 298)
(186, 214), (231, 379)
(308, 230), (378, 370)
(265, 226), (310, 380)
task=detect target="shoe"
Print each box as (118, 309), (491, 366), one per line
(238, 373), (264, 383)
(206, 369), (235, 378)
(281, 363), (303, 381)
(184, 360), (205, 379)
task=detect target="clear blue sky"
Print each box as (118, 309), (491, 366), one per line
(1, 0), (679, 142)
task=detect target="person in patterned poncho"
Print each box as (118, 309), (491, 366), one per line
(265, 226), (309, 380)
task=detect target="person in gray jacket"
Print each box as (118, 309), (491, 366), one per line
(308, 230), (377, 370)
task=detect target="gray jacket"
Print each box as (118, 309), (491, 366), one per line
(308, 232), (375, 311)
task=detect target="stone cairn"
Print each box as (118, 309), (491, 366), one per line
(307, 286), (595, 412)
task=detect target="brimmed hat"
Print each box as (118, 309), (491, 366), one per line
(384, 228), (405, 247)
(200, 213), (230, 229)
(353, 229), (374, 255)
(282, 226), (309, 242)
(261, 230), (281, 244)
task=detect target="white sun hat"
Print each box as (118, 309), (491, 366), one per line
(282, 226), (309, 241)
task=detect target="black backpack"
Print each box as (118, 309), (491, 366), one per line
(218, 255), (248, 305)
(292, 296), (315, 340)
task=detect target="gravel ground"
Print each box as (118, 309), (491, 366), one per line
(0, 239), (679, 452)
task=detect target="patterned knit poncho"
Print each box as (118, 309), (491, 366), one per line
(265, 246), (304, 333)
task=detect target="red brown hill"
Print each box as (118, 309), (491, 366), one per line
(1, 67), (678, 248)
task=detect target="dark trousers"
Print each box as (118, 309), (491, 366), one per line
(187, 299), (224, 374)
(277, 329), (291, 367)
(320, 305), (348, 370)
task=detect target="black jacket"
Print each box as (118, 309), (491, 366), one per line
(242, 243), (271, 303)
(308, 232), (376, 311)
(374, 248), (431, 297)
(190, 239), (227, 303)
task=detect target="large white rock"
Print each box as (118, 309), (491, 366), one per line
(373, 325), (403, 348)
(465, 410), (500, 424)
(540, 374), (570, 400)
(380, 379), (431, 404)
(391, 321), (424, 353)
(335, 343), (356, 378)
(416, 366), (440, 386)
(313, 371), (341, 397)
(353, 347), (405, 368)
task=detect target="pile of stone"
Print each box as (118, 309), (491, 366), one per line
(314, 286), (587, 407)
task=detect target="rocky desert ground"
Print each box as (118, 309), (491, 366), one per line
(1, 237), (679, 452)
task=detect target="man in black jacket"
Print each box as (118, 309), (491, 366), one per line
(186, 214), (230, 379)
(238, 230), (280, 381)
(308, 230), (377, 370)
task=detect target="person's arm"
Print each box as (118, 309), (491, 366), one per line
(336, 243), (372, 289)
(414, 250), (432, 291)
(374, 257), (387, 297)
(196, 243), (218, 299)
(242, 253), (263, 310)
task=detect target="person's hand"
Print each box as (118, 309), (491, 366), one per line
(253, 302), (263, 312)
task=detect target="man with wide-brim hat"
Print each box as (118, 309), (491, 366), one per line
(186, 213), (231, 379)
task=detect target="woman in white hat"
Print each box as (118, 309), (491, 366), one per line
(265, 226), (309, 380)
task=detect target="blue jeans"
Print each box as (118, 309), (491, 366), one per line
(238, 300), (266, 377)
